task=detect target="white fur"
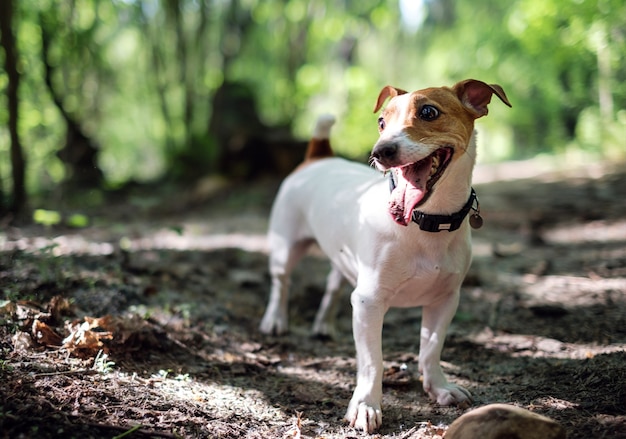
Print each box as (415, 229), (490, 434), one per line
(312, 114), (336, 139)
(260, 105), (478, 434)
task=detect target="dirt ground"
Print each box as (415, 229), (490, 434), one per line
(1, 159), (625, 438)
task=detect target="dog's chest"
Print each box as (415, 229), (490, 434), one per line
(388, 263), (463, 308)
(381, 249), (469, 307)
(322, 226), (472, 308)
(376, 235), (471, 308)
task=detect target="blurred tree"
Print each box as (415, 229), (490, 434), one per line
(504, 0), (625, 155)
(0, 0), (27, 218)
(135, 0), (220, 179)
(0, 0), (624, 204)
(39, 8), (103, 188)
(206, 0), (314, 179)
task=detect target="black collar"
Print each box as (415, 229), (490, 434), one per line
(389, 172), (482, 232)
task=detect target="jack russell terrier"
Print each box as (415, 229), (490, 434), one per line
(260, 79), (511, 433)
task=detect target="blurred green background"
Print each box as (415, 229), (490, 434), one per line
(1, 0), (625, 216)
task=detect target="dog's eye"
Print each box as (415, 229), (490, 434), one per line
(419, 105), (440, 121)
(378, 117), (386, 131)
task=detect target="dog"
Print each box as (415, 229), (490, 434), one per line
(260, 79), (511, 433)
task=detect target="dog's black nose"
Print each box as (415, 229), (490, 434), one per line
(371, 142), (398, 162)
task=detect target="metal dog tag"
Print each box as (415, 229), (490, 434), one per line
(470, 213), (483, 229)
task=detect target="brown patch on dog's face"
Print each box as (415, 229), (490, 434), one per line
(376, 87), (477, 168)
(371, 80), (511, 225)
(407, 87), (477, 148)
(372, 80), (511, 170)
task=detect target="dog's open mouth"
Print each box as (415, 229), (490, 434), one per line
(389, 147), (453, 226)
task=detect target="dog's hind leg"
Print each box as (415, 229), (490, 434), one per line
(312, 263), (345, 339)
(260, 235), (313, 335)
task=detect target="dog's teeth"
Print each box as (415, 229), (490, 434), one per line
(430, 155), (440, 176)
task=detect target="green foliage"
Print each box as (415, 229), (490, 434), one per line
(501, 0), (626, 158)
(1, 0), (624, 198)
(33, 209), (61, 226)
(92, 349), (115, 374)
(67, 213), (89, 228)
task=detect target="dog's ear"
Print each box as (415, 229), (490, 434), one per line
(373, 86), (408, 113)
(453, 79), (512, 118)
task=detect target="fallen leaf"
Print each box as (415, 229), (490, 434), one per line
(12, 331), (34, 352)
(63, 316), (113, 357)
(32, 319), (63, 347)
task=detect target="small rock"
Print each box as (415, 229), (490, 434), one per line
(445, 404), (565, 439)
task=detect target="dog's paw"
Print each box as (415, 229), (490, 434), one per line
(259, 312), (288, 335)
(345, 400), (382, 433)
(427, 383), (473, 408)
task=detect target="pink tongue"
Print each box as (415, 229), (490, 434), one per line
(389, 157), (432, 226)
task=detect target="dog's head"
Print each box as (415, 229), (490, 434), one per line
(370, 79), (511, 225)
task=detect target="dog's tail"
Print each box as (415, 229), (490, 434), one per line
(305, 114), (336, 160)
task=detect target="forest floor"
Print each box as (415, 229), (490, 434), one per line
(1, 158), (626, 439)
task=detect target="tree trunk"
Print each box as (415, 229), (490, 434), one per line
(0, 0), (27, 218)
(39, 12), (103, 189)
(595, 25), (613, 120)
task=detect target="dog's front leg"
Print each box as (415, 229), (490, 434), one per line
(419, 290), (472, 406)
(345, 288), (387, 433)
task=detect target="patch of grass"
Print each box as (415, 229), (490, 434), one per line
(92, 350), (116, 374)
